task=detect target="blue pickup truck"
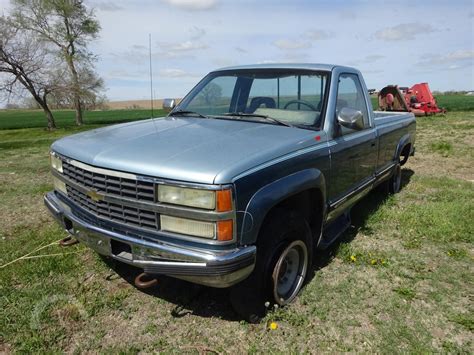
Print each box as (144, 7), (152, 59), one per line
(45, 64), (416, 320)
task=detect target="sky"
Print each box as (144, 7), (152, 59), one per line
(1, 0), (473, 102)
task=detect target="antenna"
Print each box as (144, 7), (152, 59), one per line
(149, 33), (154, 118)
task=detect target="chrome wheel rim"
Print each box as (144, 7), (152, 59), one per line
(272, 240), (308, 305)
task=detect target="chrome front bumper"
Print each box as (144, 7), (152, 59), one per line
(44, 192), (256, 288)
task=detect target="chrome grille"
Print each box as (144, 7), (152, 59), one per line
(62, 161), (155, 202)
(66, 185), (159, 230)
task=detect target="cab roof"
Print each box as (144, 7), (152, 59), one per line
(213, 63), (339, 72)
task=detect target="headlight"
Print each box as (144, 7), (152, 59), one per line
(158, 185), (216, 210)
(53, 176), (67, 195)
(160, 215), (216, 239)
(160, 215), (234, 241)
(50, 153), (63, 173)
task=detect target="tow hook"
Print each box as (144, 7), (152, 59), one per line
(134, 272), (158, 289)
(59, 235), (79, 247)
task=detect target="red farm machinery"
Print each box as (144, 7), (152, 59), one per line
(378, 83), (446, 116)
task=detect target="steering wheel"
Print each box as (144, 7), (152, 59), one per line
(283, 100), (318, 111)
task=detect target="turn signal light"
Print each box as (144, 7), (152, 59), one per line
(217, 220), (233, 241)
(216, 189), (232, 212)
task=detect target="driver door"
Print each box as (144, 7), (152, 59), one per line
(328, 73), (377, 211)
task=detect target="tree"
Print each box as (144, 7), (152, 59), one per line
(0, 16), (65, 130)
(199, 82), (223, 105)
(48, 65), (105, 109)
(12, 0), (101, 125)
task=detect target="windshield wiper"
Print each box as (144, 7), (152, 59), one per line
(223, 112), (293, 127)
(168, 110), (208, 119)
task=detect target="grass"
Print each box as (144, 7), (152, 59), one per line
(0, 103), (473, 352)
(0, 108), (167, 130)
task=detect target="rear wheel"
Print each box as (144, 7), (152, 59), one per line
(230, 209), (312, 322)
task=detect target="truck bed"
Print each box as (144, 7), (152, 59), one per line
(373, 110), (414, 122)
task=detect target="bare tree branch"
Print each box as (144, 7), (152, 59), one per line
(0, 15), (67, 130)
(11, 0), (102, 125)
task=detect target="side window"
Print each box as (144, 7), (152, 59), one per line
(336, 74), (369, 134)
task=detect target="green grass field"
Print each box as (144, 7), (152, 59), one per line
(0, 108), (167, 130)
(0, 101), (473, 352)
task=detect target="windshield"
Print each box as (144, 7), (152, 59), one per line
(176, 69), (329, 129)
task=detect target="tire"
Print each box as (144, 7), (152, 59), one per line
(388, 163), (402, 194)
(230, 209), (312, 322)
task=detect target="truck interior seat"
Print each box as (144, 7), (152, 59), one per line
(254, 108), (319, 125)
(247, 97), (276, 113)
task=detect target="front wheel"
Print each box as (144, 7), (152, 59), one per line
(230, 209), (312, 322)
(272, 240), (309, 305)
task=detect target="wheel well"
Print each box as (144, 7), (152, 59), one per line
(400, 143), (411, 165)
(261, 189), (324, 242)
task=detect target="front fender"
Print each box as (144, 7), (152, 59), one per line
(240, 168), (326, 245)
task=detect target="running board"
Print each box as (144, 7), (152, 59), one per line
(318, 212), (351, 249)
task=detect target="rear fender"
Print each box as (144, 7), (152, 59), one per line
(395, 133), (412, 161)
(240, 169), (326, 245)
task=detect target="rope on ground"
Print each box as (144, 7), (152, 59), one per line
(21, 250), (86, 260)
(0, 237), (71, 269)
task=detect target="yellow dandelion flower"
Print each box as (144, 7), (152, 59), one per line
(371, 259), (377, 265)
(269, 322), (278, 330)
(350, 255), (357, 262)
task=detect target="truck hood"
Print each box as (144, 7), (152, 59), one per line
(51, 117), (323, 184)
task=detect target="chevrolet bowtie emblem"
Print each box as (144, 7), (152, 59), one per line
(87, 189), (104, 202)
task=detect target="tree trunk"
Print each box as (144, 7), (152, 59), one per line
(74, 94), (83, 125)
(43, 104), (57, 130)
(15, 74), (57, 130)
(65, 53), (83, 125)
(36, 98), (56, 130)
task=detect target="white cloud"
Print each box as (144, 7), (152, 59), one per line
(158, 40), (208, 52)
(105, 69), (149, 81)
(375, 23), (435, 41)
(235, 47), (247, 53)
(131, 44), (147, 51)
(76, 1), (474, 101)
(161, 0), (218, 11)
(109, 49), (151, 64)
(175, 41), (207, 51)
(273, 39), (311, 50)
(159, 68), (197, 78)
(154, 40), (208, 59)
(305, 29), (333, 41)
(418, 49), (474, 66)
(89, 1), (122, 11)
(350, 54), (385, 65)
(189, 26), (206, 40)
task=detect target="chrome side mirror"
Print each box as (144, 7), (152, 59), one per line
(163, 98), (176, 112)
(337, 107), (364, 130)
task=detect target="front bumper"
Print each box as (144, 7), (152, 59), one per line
(44, 191), (256, 288)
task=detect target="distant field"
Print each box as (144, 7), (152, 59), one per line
(370, 94), (474, 112)
(435, 94), (474, 111)
(106, 99), (163, 110)
(0, 108), (167, 130)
